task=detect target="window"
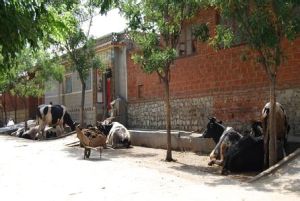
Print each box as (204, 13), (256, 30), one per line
(177, 25), (197, 57)
(137, 84), (144, 99)
(65, 75), (72, 94)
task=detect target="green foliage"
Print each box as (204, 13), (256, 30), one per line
(0, 47), (65, 98)
(121, 0), (206, 76)
(209, 25), (234, 49)
(193, 23), (210, 42)
(210, 0), (300, 68)
(60, 1), (103, 84)
(92, 0), (121, 14)
(129, 31), (176, 74)
(0, 0), (78, 69)
(64, 28), (102, 83)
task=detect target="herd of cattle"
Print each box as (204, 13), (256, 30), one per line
(8, 102), (290, 175)
(203, 102), (289, 174)
(11, 104), (131, 148)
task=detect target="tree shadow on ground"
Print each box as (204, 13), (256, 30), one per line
(170, 161), (221, 176)
(244, 161), (300, 194)
(62, 146), (112, 161)
(62, 145), (159, 161)
(62, 143), (300, 195)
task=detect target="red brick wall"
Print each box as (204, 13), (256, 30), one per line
(127, 9), (300, 126)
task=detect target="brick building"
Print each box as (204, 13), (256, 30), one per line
(126, 9), (300, 142)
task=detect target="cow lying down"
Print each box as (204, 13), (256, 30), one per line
(203, 117), (264, 175)
(11, 125), (64, 140)
(97, 121), (131, 149)
(222, 135), (264, 175)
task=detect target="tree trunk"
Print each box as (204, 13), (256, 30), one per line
(163, 79), (173, 162)
(2, 93), (7, 124)
(103, 73), (108, 119)
(14, 96), (17, 122)
(268, 75), (277, 167)
(80, 82), (86, 127)
(22, 97), (28, 131)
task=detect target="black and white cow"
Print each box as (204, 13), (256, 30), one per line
(36, 104), (76, 139)
(202, 117), (242, 166)
(97, 120), (131, 148)
(203, 117), (265, 174)
(222, 134), (264, 175)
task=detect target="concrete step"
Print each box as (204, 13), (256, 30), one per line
(129, 129), (215, 154)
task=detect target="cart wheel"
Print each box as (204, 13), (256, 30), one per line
(84, 148), (91, 159)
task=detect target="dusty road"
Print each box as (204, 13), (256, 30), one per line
(0, 134), (299, 201)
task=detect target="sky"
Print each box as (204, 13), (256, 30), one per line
(81, 9), (128, 38)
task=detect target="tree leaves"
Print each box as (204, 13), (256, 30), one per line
(0, 0), (78, 69)
(211, 0), (299, 68)
(0, 46), (65, 98)
(122, 0), (206, 75)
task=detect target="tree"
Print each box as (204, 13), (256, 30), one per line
(210, 0), (300, 167)
(63, 29), (101, 127)
(121, 0), (207, 161)
(61, 1), (102, 127)
(0, 47), (65, 129)
(0, 0), (77, 69)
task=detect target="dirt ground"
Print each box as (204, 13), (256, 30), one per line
(64, 133), (292, 185)
(0, 133), (299, 201)
(89, 142), (257, 182)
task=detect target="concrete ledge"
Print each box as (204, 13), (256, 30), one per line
(129, 129), (215, 154)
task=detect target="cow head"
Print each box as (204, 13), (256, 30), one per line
(250, 120), (263, 137)
(63, 112), (76, 131)
(97, 121), (113, 136)
(203, 117), (225, 144)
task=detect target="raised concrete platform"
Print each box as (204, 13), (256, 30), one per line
(129, 129), (215, 154)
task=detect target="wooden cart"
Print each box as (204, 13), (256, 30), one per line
(76, 127), (106, 159)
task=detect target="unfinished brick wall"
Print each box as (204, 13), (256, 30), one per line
(1, 94), (42, 123)
(127, 9), (300, 138)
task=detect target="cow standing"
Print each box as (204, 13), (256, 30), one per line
(37, 104), (76, 139)
(261, 102), (290, 164)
